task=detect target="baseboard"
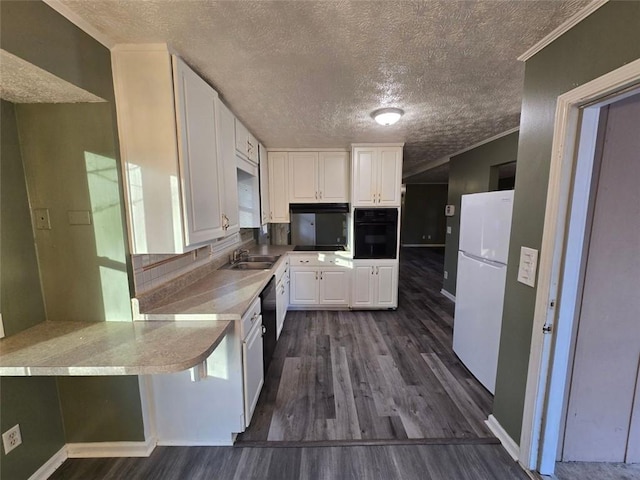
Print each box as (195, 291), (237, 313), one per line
(401, 244), (446, 247)
(66, 437), (156, 458)
(486, 414), (520, 461)
(28, 446), (68, 480)
(440, 289), (456, 303)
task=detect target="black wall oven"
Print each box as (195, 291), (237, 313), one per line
(353, 208), (398, 259)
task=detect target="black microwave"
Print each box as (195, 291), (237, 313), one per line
(353, 208), (398, 259)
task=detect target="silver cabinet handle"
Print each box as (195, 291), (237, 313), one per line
(319, 191), (322, 199)
(262, 325), (266, 336)
(251, 312), (259, 322)
(371, 267), (374, 275)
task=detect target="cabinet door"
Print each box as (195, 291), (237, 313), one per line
(351, 264), (375, 307)
(259, 144), (270, 226)
(247, 133), (258, 163)
(215, 98), (239, 236)
(375, 264), (398, 308)
(289, 268), (319, 305)
(276, 280), (285, 339)
(318, 152), (349, 203)
(289, 152), (318, 202)
(284, 272), (290, 309)
(320, 268), (349, 305)
(235, 118), (249, 157)
(268, 152), (289, 222)
(173, 57), (224, 246)
(377, 147), (403, 207)
(243, 320), (264, 427)
(352, 148), (377, 206)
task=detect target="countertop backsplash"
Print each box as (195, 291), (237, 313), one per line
(132, 229), (256, 297)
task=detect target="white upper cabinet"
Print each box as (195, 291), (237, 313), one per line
(288, 151), (349, 204)
(318, 152), (349, 202)
(112, 45), (229, 254)
(215, 99), (239, 236)
(289, 152), (318, 202)
(351, 145), (403, 207)
(268, 152), (289, 223)
(259, 143), (270, 226)
(235, 118), (258, 164)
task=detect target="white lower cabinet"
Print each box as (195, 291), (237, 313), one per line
(145, 298), (264, 445)
(275, 258), (289, 339)
(350, 260), (398, 308)
(242, 314), (264, 428)
(290, 266), (349, 307)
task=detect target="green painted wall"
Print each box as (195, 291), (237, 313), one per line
(0, 2), (145, 475)
(17, 103), (132, 323)
(0, 100), (66, 480)
(0, 101), (46, 335)
(401, 184), (448, 245)
(442, 132), (519, 294)
(493, 1), (640, 442)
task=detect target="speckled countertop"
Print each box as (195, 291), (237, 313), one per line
(136, 245), (296, 320)
(0, 245), (348, 377)
(0, 319), (232, 376)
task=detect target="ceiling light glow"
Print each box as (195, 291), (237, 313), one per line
(372, 107), (404, 126)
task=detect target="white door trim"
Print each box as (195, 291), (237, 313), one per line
(518, 58), (640, 474)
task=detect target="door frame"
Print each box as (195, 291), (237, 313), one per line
(518, 58), (640, 475)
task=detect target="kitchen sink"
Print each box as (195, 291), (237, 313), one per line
(227, 261), (274, 270)
(242, 254), (280, 263)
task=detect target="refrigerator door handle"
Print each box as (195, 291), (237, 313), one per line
(459, 251), (506, 269)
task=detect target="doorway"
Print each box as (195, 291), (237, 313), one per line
(517, 58), (640, 477)
(559, 93), (640, 464)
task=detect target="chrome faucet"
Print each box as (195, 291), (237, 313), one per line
(231, 248), (249, 263)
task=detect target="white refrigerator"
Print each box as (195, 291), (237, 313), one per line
(453, 190), (514, 394)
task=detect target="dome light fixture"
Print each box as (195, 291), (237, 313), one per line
(372, 107), (404, 126)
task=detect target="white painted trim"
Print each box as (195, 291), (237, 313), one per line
(402, 127), (519, 179)
(66, 438), (156, 458)
(28, 446), (68, 480)
(440, 289), (456, 303)
(486, 415), (520, 461)
(42, 0), (115, 48)
(518, 0), (608, 62)
(519, 58), (640, 473)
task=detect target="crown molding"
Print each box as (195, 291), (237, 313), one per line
(517, 0), (608, 62)
(403, 126), (519, 179)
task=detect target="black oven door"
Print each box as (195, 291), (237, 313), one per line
(354, 209), (398, 259)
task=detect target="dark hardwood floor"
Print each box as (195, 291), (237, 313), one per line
(238, 247), (494, 443)
(49, 248), (530, 480)
(50, 444), (529, 480)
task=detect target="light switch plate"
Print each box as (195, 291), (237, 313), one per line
(446, 226), (452, 234)
(445, 204), (455, 216)
(33, 208), (51, 230)
(517, 246), (539, 287)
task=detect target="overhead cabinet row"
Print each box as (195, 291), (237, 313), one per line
(267, 146), (403, 223)
(112, 45), (260, 254)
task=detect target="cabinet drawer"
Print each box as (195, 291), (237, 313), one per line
(274, 257), (290, 285)
(289, 254), (340, 267)
(241, 296), (262, 340)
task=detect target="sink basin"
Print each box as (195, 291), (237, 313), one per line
(228, 261), (274, 270)
(242, 254), (281, 263)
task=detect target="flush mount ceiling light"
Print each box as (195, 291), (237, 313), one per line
(372, 107), (404, 126)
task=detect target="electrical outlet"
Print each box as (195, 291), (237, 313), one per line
(2, 424), (22, 454)
(444, 270), (448, 280)
(34, 208), (51, 230)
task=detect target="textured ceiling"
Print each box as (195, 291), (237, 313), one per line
(0, 50), (105, 104)
(56, 0), (589, 176)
